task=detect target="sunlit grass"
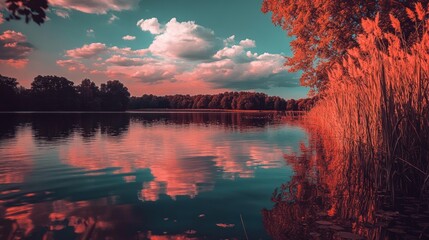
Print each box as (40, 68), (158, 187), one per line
(308, 7), (429, 202)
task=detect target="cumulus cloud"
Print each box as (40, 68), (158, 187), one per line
(64, 43), (148, 59)
(137, 18), (163, 34)
(239, 39), (256, 48)
(66, 42), (107, 58)
(108, 14), (119, 24)
(0, 30), (34, 68)
(57, 17), (299, 90)
(122, 35), (136, 41)
(146, 18), (223, 60)
(183, 53), (299, 89)
(50, 0), (139, 14)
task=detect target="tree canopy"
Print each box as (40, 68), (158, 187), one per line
(0, 74), (316, 111)
(4, 0), (48, 25)
(262, 0), (428, 91)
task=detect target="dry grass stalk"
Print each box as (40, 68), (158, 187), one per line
(307, 5), (429, 203)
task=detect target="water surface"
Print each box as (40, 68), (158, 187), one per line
(0, 112), (308, 239)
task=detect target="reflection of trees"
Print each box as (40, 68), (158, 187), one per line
(263, 142), (334, 240)
(0, 114), (19, 141)
(132, 112), (280, 130)
(263, 125), (378, 240)
(31, 114), (78, 141)
(264, 121), (429, 239)
(29, 113), (131, 141)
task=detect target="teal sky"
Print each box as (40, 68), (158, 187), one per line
(0, 0), (309, 99)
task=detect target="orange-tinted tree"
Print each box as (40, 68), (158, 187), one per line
(262, 0), (427, 91)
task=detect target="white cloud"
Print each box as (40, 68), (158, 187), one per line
(57, 18), (298, 90)
(54, 9), (70, 18)
(239, 39), (256, 48)
(122, 35), (136, 41)
(50, 0), (139, 14)
(108, 14), (119, 24)
(86, 28), (95, 37)
(147, 18), (222, 60)
(137, 18), (163, 34)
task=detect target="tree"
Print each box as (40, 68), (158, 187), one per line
(262, 0), (427, 92)
(0, 74), (19, 110)
(31, 75), (78, 110)
(76, 79), (101, 110)
(4, 0), (48, 25)
(100, 80), (130, 111)
(286, 99), (297, 111)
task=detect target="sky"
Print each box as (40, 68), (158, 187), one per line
(0, 0), (309, 99)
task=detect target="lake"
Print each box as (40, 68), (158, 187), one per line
(0, 112), (309, 239)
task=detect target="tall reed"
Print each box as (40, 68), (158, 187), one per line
(307, 4), (429, 203)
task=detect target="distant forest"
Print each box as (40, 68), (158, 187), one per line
(0, 74), (317, 111)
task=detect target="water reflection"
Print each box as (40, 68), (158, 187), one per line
(0, 112), (304, 239)
(263, 122), (429, 240)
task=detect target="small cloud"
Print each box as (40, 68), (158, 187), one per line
(66, 42), (107, 58)
(106, 55), (145, 66)
(216, 223), (235, 228)
(86, 29), (95, 37)
(56, 59), (86, 71)
(239, 39), (256, 48)
(224, 35), (235, 45)
(108, 14), (119, 24)
(122, 35), (136, 41)
(49, 0), (139, 14)
(137, 18), (164, 34)
(54, 9), (70, 18)
(0, 13), (4, 25)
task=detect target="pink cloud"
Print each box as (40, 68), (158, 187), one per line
(106, 55), (145, 66)
(0, 59), (29, 68)
(109, 46), (148, 56)
(56, 59), (87, 71)
(56, 18), (299, 92)
(107, 61), (178, 83)
(0, 30), (27, 42)
(0, 30), (33, 68)
(0, 13), (4, 25)
(50, 0), (139, 14)
(66, 43), (107, 58)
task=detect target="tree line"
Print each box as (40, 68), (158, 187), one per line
(129, 93), (316, 111)
(0, 75), (130, 111)
(0, 74), (317, 111)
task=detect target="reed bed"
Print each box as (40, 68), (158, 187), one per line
(307, 6), (429, 203)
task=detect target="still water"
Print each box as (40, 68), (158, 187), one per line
(0, 112), (308, 239)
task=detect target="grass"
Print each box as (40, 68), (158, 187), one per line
(307, 8), (429, 209)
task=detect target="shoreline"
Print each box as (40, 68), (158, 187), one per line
(0, 109), (303, 114)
